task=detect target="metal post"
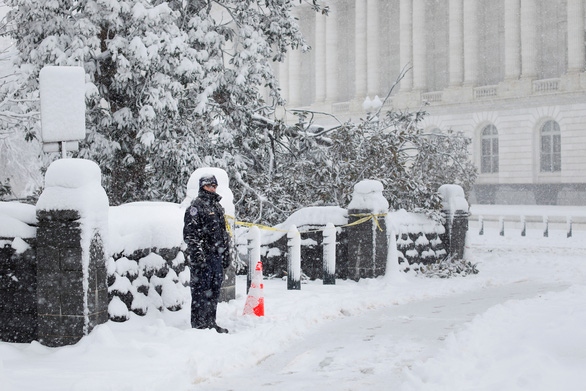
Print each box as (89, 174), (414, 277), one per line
(247, 226), (261, 294)
(287, 225), (301, 290)
(322, 223), (336, 285)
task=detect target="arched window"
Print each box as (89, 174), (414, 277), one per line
(540, 120), (561, 172)
(481, 124), (498, 173)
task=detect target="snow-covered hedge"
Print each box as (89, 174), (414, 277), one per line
(390, 209), (447, 271)
(107, 247), (189, 322)
(107, 202), (189, 322)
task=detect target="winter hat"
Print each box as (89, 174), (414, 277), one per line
(199, 175), (218, 188)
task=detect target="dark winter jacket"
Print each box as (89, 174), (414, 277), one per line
(183, 188), (231, 269)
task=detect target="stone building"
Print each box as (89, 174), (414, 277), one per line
(276, 0), (586, 205)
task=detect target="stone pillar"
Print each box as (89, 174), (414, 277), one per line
(520, 0), (537, 79)
(346, 180), (388, 281)
(314, 11), (327, 103)
(366, 0), (380, 97)
(412, 0), (427, 90)
(355, 0), (368, 99)
(438, 184), (469, 260)
(399, 0), (413, 91)
(36, 159), (108, 347)
(567, 0), (585, 73)
(325, 1), (339, 102)
(448, 0), (463, 87)
(504, 0), (521, 80)
(463, 0), (478, 86)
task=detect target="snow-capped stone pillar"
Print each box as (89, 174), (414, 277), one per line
(448, 0), (464, 86)
(438, 184), (469, 260)
(504, 0), (521, 80)
(520, 0), (537, 79)
(567, 0), (585, 73)
(399, 0), (413, 91)
(346, 180), (388, 281)
(35, 159), (109, 347)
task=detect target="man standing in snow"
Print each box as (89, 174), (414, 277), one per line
(183, 175), (231, 333)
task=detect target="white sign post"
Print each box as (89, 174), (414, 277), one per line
(39, 66), (86, 158)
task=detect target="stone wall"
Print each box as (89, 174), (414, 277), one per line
(0, 238), (37, 343)
(252, 210), (448, 281)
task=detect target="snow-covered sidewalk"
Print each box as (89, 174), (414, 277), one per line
(2, 232), (586, 390)
(204, 280), (571, 391)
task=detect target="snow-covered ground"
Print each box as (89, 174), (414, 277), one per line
(2, 213), (586, 390)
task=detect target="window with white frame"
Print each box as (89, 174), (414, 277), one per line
(540, 120), (561, 172)
(481, 124), (498, 173)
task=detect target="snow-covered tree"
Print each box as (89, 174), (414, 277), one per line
(235, 106), (477, 226)
(2, 1), (474, 225)
(3, 0), (326, 204)
(0, 18), (43, 200)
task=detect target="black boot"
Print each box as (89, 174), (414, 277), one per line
(211, 322), (229, 334)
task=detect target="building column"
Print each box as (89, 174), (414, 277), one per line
(520, 0), (537, 79)
(567, 0), (585, 73)
(399, 0), (413, 91)
(448, 0), (463, 86)
(463, 0), (478, 86)
(366, 0), (380, 97)
(504, 0), (521, 80)
(412, 0), (427, 90)
(325, 1), (339, 102)
(355, 0), (368, 99)
(288, 48), (302, 106)
(279, 56), (289, 104)
(314, 11), (327, 102)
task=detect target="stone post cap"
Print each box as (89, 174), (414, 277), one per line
(438, 184), (469, 212)
(36, 158), (108, 221)
(347, 179), (389, 213)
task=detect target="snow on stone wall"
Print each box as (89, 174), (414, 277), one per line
(107, 202), (189, 322)
(107, 247), (189, 322)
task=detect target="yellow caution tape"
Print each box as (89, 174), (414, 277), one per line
(225, 212), (387, 235)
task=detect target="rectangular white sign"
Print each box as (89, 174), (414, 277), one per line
(39, 66), (86, 143)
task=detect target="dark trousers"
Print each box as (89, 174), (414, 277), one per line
(190, 255), (223, 328)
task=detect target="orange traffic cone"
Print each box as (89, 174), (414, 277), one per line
(243, 261), (264, 316)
